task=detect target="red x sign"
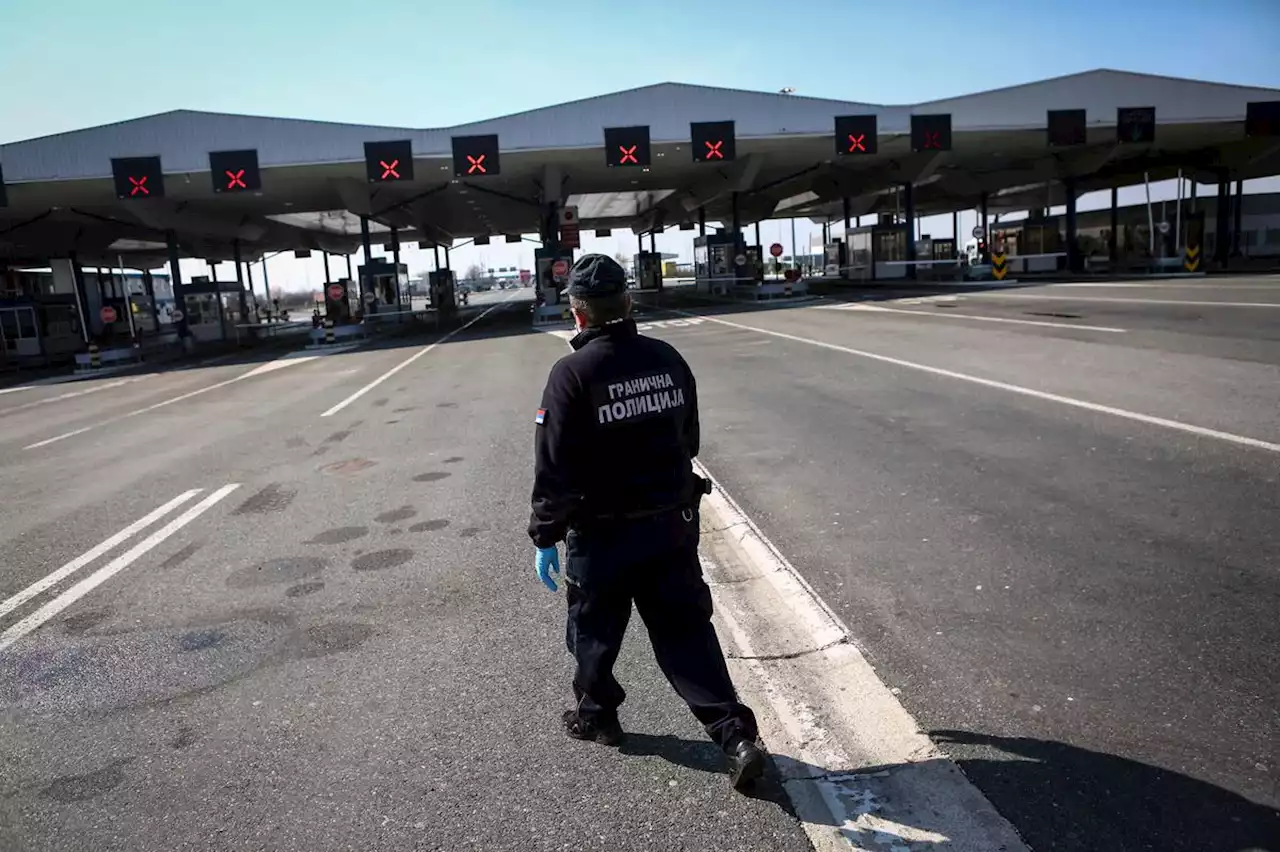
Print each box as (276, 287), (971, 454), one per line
(704, 140), (724, 160)
(618, 145), (638, 164)
(847, 133), (866, 153)
(129, 176), (149, 196)
(467, 154), (486, 174)
(922, 132), (942, 150)
(380, 159), (400, 180)
(225, 169), (246, 190)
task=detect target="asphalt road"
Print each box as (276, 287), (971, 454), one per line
(632, 275), (1280, 851)
(0, 296), (810, 852)
(3, 276), (1278, 852)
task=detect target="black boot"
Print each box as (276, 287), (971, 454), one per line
(726, 737), (766, 790)
(562, 710), (625, 746)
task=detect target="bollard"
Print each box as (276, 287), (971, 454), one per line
(88, 343), (100, 369)
(324, 318), (335, 345)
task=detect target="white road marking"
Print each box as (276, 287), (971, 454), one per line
(817, 302), (1127, 333)
(0, 484), (240, 653)
(965, 293), (1280, 308)
(0, 489), (202, 619)
(23, 354), (320, 450)
(675, 312), (1280, 454)
(0, 376), (152, 415)
(321, 296), (514, 418)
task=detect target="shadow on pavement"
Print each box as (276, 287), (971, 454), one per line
(620, 730), (1280, 852)
(932, 730), (1280, 852)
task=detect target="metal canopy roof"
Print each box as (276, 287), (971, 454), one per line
(2, 69), (1277, 267)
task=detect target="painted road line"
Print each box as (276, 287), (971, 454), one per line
(23, 354), (320, 451)
(0, 489), (203, 620)
(321, 294), (516, 418)
(0, 376), (152, 416)
(674, 311), (1280, 454)
(1046, 282), (1280, 289)
(964, 293), (1280, 308)
(694, 460), (1028, 851)
(0, 484), (240, 653)
(818, 302), (1127, 333)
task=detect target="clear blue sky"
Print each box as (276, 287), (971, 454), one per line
(3, 0), (1278, 289)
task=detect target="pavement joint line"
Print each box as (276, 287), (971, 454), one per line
(813, 302), (1129, 333)
(666, 309), (1280, 455)
(0, 484), (240, 653)
(963, 293), (1280, 308)
(321, 293), (518, 418)
(22, 351), (324, 451)
(727, 636), (850, 662)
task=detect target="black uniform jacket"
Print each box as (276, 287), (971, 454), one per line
(528, 318), (700, 549)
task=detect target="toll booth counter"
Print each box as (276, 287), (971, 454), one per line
(693, 233), (747, 295)
(533, 247), (575, 325)
(358, 261), (409, 317)
(844, 224), (911, 280)
(991, 221), (1064, 274)
(632, 252), (663, 291)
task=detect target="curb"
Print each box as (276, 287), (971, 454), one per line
(694, 459), (1029, 852)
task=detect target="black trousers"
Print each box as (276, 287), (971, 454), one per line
(564, 512), (758, 750)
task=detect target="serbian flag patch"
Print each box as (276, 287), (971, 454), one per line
(535, 408), (546, 425)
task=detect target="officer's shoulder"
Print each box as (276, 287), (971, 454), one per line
(636, 333), (688, 364)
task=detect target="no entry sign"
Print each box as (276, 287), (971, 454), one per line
(551, 259), (569, 278)
(100, 305), (118, 324)
(327, 283), (346, 301)
(770, 243), (784, 258)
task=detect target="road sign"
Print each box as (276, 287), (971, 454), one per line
(770, 243), (784, 258)
(784, 269), (800, 282)
(834, 115), (878, 156)
(733, 254), (747, 266)
(551, 259), (569, 278)
(112, 156), (165, 200)
(691, 120), (736, 163)
(209, 149), (262, 193)
(364, 139), (414, 183)
(362, 291), (377, 304)
(327, 283), (346, 301)
(170, 309), (184, 323)
(972, 226), (985, 239)
(910, 114), (952, 152)
(100, 306), (118, 324)
(451, 134), (501, 177)
(1157, 220), (1171, 235)
(559, 206), (581, 250)
(604, 126), (651, 167)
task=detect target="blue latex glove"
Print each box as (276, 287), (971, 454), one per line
(535, 546), (561, 592)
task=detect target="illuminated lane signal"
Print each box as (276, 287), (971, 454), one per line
(1116, 107), (1155, 144)
(364, 140), (415, 183)
(691, 120), (736, 163)
(1047, 109), (1087, 147)
(910, 114), (952, 153)
(604, 126), (651, 168)
(111, 156), (165, 200)
(834, 115), (878, 156)
(209, 149), (262, 193)
(451, 134), (501, 178)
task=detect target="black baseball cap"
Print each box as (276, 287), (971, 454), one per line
(561, 253), (628, 298)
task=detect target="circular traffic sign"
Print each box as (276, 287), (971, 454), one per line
(327, 283), (346, 301)
(1157, 221), (1171, 235)
(784, 269), (800, 282)
(100, 305), (118, 324)
(733, 254), (747, 266)
(551, 259), (569, 278)
(769, 243), (784, 258)
(972, 226), (985, 239)
(170, 309), (185, 323)
(362, 291), (377, 304)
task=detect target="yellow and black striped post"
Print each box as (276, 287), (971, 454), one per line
(88, 343), (100, 369)
(991, 250), (1009, 281)
(324, 317), (335, 344)
(1183, 210), (1205, 273)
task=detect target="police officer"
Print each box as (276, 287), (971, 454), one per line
(528, 253), (764, 790)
